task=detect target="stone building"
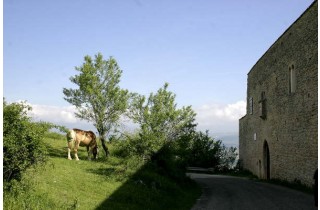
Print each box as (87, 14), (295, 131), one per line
(239, 1), (317, 186)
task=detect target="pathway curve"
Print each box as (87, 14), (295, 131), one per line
(188, 173), (316, 210)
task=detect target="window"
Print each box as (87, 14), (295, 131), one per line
(249, 97), (253, 115)
(254, 133), (257, 141)
(259, 91), (266, 119)
(289, 65), (296, 93)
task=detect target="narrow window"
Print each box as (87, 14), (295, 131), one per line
(289, 65), (296, 93)
(249, 97), (253, 115)
(259, 91), (266, 119)
(254, 133), (257, 141)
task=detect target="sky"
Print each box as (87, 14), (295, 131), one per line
(3, 0), (314, 146)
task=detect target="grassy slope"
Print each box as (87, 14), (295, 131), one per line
(4, 133), (201, 210)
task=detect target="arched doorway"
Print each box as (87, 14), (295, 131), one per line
(263, 141), (270, 180)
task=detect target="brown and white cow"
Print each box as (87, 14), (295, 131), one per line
(66, 128), (98, 160)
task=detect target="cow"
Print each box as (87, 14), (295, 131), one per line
(66, 128), (98, 160)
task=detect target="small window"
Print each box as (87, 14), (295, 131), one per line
(254, 133), (257, 141)
(259, 91), (266, 119)
(289, 65), (296, 93)
(249, 97), (253, 115)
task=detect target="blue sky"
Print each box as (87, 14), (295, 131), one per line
(3, 0), (314, 145)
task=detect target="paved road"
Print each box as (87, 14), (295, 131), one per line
(188, 173), (316, 210)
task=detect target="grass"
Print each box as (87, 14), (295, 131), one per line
(262, 178), (314, 194)
(4, 133), (201, 210)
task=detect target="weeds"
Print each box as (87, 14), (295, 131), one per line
(264, 178), (313, 194)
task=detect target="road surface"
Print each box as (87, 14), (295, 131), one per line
(188, 173), (316, 210)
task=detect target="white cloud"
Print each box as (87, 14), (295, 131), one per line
(26, 103), (135, 133)
(28, 104), (78, 124)
(23, 103), (94, 131)
(194, 100), (246, 133)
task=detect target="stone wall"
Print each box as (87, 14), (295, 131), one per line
(239, 1), (317, 186)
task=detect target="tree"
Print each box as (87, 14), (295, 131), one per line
(128, 83), (197, 157)
(187, 130), (238, 171)
(188, 131), (218, 168)
(63, 53), (129, 156)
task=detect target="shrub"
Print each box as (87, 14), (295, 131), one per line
(3, 100), (51, 184)
(187, 131), (238, 172)
(150, 144), (187, 182)
(217, 145), (238, 172)
(113, 129), (238, 178)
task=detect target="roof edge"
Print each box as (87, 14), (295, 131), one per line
(247, 0), (317, 76)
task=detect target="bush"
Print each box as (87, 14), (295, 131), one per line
(112, 133), (143, 158)
(149, 144), (188, 182)
(3, 100), (51, 184)
(187, 131), (238, 172)
(112, 129), (238, 178)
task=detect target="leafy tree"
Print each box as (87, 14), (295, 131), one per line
(217, 145), (238, 172)
(187, 130), (238, 171)
(128, 83), (197, 158)
(3, 100), (50, 184)
(63, 53), (130, 156)
(187, 131), (218, 168)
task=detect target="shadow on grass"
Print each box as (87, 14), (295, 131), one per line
(46, 144), (92, 161)
(93, 163), (199, 210)
(86, 146), (201, 210)
(46, 144), (67, 159)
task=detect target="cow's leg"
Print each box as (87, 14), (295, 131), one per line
(67, 142), (72, 160)
(87, 146), (91, 160)
(74, 141), (80, 161)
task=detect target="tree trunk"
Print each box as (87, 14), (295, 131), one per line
(100, 137), (109, 156)
(97, 127), (109, 157)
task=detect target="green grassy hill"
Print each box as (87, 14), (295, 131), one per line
(4, 133), (201, 210)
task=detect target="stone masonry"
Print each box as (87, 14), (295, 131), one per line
(239, 1), (317, 186)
